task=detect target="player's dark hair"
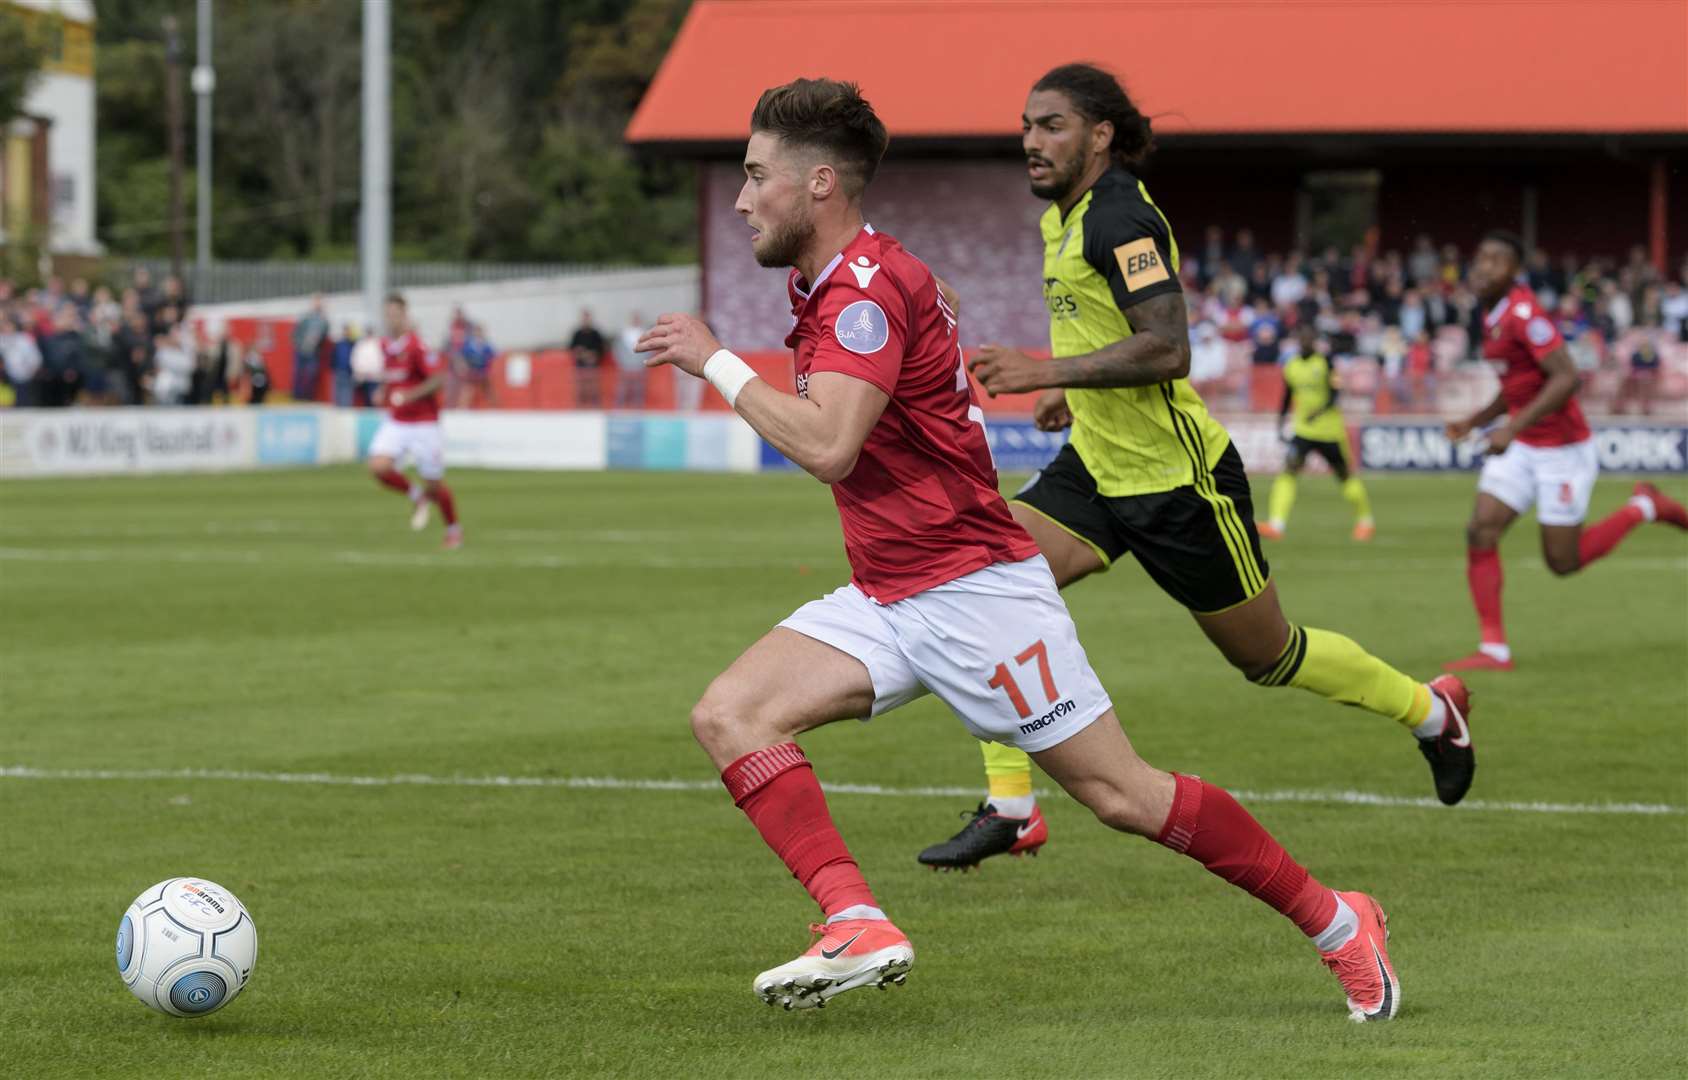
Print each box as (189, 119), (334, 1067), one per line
(1033, 62), (1155, 169)
(749, 78), (889, 197)
(385, 291), (407, 308)
(1481, 230), (1526, 263)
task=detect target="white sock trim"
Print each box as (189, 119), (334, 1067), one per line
(1629, 494), (1657, 522)
(1479, 642), (1512, 663)
(987, 794), (1036, 819)
(1313, 893), (1359, 953)
(827, 904), (887, 924)
(1413, 688), (1448, 740)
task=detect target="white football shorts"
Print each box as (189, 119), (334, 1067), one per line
(778, 555), (1113, 753)
(1477, 437), (1598, 527)
(369, 420), (446, 480)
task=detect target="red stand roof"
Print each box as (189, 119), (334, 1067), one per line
(628, 0), (1688, 143)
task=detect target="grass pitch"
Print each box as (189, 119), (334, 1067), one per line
(1, 465), (1685, 1079)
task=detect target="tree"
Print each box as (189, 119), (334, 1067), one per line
(216, 0), (363, 252)
(91, 0), (699, 264)
(559, 0), (690, 120)
(0, 6), (49, 123)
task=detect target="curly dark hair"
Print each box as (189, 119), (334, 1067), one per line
(1482, 229), (1527, 262)
(1032, 62), (1155, 169)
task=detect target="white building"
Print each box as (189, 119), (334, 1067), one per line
(1, 0), (98, 258)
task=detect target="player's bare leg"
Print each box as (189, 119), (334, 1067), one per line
(1455, 485), (1682, 672)
(1447, 492), (1520, 672)
(1556, 484), (1684, 567)
(1030, 713), (1398, 1021)
(916, 504), (1105, 870)
(1539, 523), (1584, 577)
(692, 628), (913, 1009)
(1009, 500), (1106, 588)
(369, 453), (429, 528)
(1198, 582), (1473, 805)
(422, 478), (462, 549)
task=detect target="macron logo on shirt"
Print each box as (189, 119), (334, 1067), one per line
(847, 255), (881, 288)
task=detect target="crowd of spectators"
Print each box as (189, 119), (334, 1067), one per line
(1179, 228), (1688, 414)
(287, 300), (503, 410)
(0, 268), (266, 408)
(5, 236), (1685, 415)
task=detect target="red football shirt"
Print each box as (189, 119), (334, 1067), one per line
(784, 226), (1039, 603)
(1481, 284), (1589, 446)
(382, 331), (443, 423)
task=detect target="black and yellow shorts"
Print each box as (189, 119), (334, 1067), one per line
(1286, 435), (1352, 479)
(1012, 442), (1270, 614)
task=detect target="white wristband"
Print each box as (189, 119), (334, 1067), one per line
(702, 348), (757, 407)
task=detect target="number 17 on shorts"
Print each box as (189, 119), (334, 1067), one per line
(891, 557), (1113, 753)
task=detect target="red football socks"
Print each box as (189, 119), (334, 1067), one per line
(1466, 547), (1507, 646)
(722, 743), (879, 918)
(1157, 773), (1336, 937)
(431, 482), (459, 526)
(1577, 503), (1646, 567)
(373, 468), (411, 496)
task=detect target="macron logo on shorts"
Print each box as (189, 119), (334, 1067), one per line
(1018, 698), (1077, 736)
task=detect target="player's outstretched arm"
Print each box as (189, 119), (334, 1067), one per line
(1050, 292), (1192, 388)
(392, 371), (446, 409)
(735, 372), (889, 484)
(636, 313), (888, 484)
(1498, 345), (1580, 439)
(1448, 391), (1507, 441)
(968, 293), (1191, 395)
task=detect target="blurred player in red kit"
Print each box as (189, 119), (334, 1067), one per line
(1445, 231), (1685, 672)
(367, 292), (463, 549)
(637, 77), (1400, 1022)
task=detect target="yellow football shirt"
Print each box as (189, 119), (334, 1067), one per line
(1040, 169), (1231, 497)
(1282, 352), (1347, 442)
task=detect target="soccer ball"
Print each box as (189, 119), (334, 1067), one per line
(115, 877), (257, 1017)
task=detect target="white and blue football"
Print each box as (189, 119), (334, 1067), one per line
(116, 877), (257, 1017)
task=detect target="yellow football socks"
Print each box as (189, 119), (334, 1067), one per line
(981, 740), (1034, 799)
(1268, 473), (1297, 527)
(1342, 477), (1372, 524)
(1262, 624), (1429, 730)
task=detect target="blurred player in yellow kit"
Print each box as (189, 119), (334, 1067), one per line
(1259, 323), (1374, 542)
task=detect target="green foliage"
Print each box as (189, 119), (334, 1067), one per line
(526, 123), (695, 264)
(0, 5), (51, 122)
(93, 0), (698, 264)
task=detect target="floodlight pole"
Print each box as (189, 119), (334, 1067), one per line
(193, 0), (214, 290)
(360, 0), (391, 333)
(163, 15), (185, 281)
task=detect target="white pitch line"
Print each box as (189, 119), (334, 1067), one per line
(1, 545), (1681, 574)
(6, 543), (1681, 577)
(0, 546), (812, 571)
(1, 765), (1679, 817)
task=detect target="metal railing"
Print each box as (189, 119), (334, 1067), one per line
(111, 259), (639, 304)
